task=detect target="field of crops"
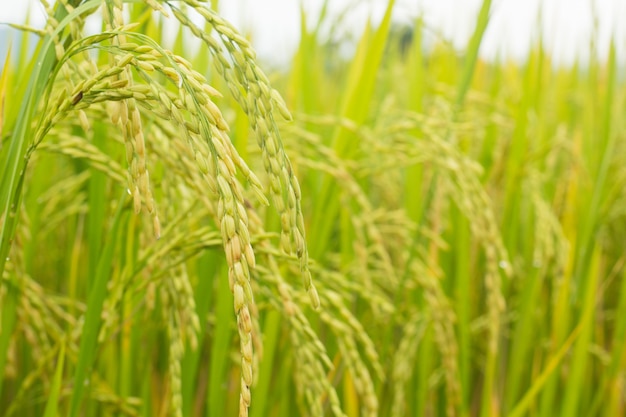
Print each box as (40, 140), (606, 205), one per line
(1, 1), (625, 416)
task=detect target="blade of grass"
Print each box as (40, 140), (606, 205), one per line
(503, 264), (544, 413)
(0, 271), (18, 401)
(0, 50), (16, 404)
(454, 0), (492, 110)
(207, 262), (234, 417)
(68, 192), (128, 417)
(560, 242), (601, 415)
(572, 41), (616, 289)
(43, 341), (66, 417)
(87, 122), (108, 290)
(402, 17), (425, 220)
(539, 237), (575, 416)
(250, 310), (282, 417)
(561, 40), (616, 417)
(182, 250), (219, 417)
(508, 322), (582, 417)
(605, 264), (626, 415)
(287, 6), (319, 115)
(309, 0), (396, 259)
(415, 329), (435, 416)
(451, 211), (471, 413)
(0, 46), (9, 141)
(587, 261), (626, 415)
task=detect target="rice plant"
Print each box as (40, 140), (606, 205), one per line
(1, 1), (625, 417)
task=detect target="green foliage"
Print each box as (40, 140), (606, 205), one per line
(1, 1), (625, 417)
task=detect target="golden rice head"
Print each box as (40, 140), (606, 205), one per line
(171, 0), (320, 309)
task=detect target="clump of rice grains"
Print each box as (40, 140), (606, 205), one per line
(171, 1), (320, 301)
(103, 1), (161, 238)
(165, 3), (321, 415)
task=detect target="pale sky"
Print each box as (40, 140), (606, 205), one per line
(1, 0), (624, 66)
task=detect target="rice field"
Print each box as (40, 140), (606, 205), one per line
(1, 1), (625, 416)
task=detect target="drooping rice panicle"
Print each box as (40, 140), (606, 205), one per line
(171, 1), (320, 310)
